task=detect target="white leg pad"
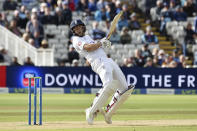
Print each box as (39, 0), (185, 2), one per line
(89, 80), (120, 115)
(105, 85), (135, 118)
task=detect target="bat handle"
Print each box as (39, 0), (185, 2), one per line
(106, 35), (110, 40)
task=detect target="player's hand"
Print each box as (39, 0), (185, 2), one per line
(100, 37), (111, 49)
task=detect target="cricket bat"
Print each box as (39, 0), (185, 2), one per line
(106, 11), (123, 40)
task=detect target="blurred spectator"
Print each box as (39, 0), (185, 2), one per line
(144, 57), (154, 67)
(109, 28), (120, 43)
(161, 54), (173, 67)
(28, 38), (35, 47)
(184, 22), (197, 57)
(173, 6), (187, 21)
(94, 7), (107, 22)
(28, 18), (44, 48)
(40, 39), (49, 49)
(22, 33), (30, 42)
(10, 57), (20, 66)
(152, 47), (159, 57)
(90, 21), (106, 40)
(122, 58), (129, 67)
(120, 27), (131, 44)
(105, 3), (114, 21)
(115, 0), (122, 14)
(141, 44), (152, 60)
(122, 4), (131, 20)
(13, 10), (20, 24)
(39, 3), (47, 16)
(133, 49), (145, 67)
(68, 0), (76, 11)
(59, 61), (65, 66)
(88, 0), (97, 12)
(117, 15), (128, 31)
(40, 7), (54, 24)
(0, 48), (11, 63)
(168, 60), (178, 68)
(0, 12), (8, 27)
(160, 3), (173, 35)
(26, 14), (37, 33)
(169, 0), (176, 12)
(141, 26), (158, 45)
(177, 54), (186, 68)
(62, 1), (72, 25)
(172, 0), (181, 5)
(108, 0), (117, 15)
(57, 0), (63, 10)
(183, 0), (196, 17)
(128, 13), (141, 30)
(31, 8), (39, 18)
(21, 0), (38, 10)
(54, 7), (65, 25)
(19, 5), (26, 18)
(181, 0), (187, 6)
(72, 59), (79, 66)
(76, 0), (88, 12)
(185, 22), (197, 45)
(0, 13), (5, 26)
(9, 18), (22, 37)
(122, 57), (136, 67)
(172, 49), (180, 63)
(17, 6), (29, 29)
(24, 57), (34, 66)
(145, 0), (156, 20)
(3, 0), (17, 11)
(150, 0), (163, 29)
(67, 45), (79, 64)
(153, 56), (160, 67)
(45, 0), (55, 9)
(158, 49), (166, 65)
(133, 0), (142, 13)
(97, 0), (108, 11)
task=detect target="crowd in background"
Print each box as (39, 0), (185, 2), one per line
(149, 0), (197, 58)
(0, 0), (197, 68)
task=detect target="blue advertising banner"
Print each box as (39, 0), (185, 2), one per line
(6, 66), (197, 89)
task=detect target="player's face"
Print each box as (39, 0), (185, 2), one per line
(73, 25), (85, 36)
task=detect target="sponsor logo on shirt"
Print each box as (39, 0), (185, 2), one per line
(78, 42), (82, 46)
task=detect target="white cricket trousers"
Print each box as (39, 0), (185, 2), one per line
(89, 57), (128, 113)
(91, 57), (128, 92)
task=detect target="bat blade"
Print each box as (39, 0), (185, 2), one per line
(106, 11), (123, 40)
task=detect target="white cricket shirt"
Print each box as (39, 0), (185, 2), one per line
(72, 35), (107, 63)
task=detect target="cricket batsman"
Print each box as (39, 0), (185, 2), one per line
(70, 19), (135, 125)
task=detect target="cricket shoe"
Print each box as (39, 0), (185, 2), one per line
(100, 107), (112, 124)
(85, 108), (97, 125)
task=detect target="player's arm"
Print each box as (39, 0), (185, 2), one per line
(84, 38), (112, 52)
(83, 41), (102, 52)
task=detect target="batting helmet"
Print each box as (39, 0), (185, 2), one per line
(70, 19), (86, 35)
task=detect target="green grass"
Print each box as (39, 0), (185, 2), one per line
(0, 94), (197, 131)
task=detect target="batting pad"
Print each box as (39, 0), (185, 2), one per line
(106, 85), (135, 118)
(89, 80), (119, 115)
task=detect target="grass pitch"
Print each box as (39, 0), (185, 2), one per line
(0, 94), (197, 131)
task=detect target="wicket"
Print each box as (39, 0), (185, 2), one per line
(28, 77), (42, 125)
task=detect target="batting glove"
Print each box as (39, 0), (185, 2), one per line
(100, 37), (111, 49)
